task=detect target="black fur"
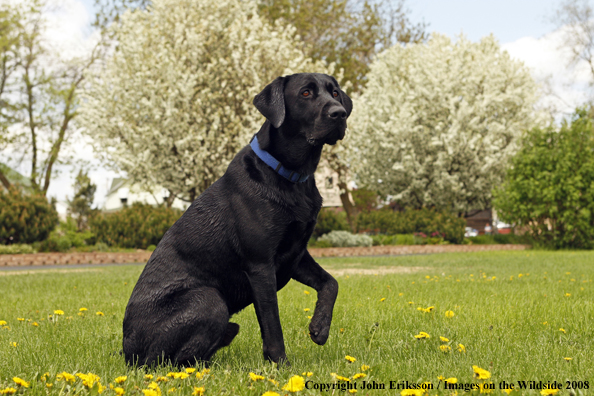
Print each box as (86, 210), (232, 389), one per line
(122, 73), (352, 367)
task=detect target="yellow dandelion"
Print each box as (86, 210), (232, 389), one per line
(155, 376), (168, 382)
(268, 379), (279, 386)
(414, 331), (430, 339)
(565, 293), (571, 297)
(79, 307), (88, 312)
(144, 374), (154, 380)
(304, 290), (310, 295)
(479, 382), (493, 393)
(166, 372), (189, 379)
(12, 377), (29, 388)
(301, 372), (313, 377)
(185, 368), (196, 374)
(31, 322), (39, 327)
(191, 387), (205, 396)
(96, 311), (105, 316)
(439, 336), (449, 342)
(445, 310), (455, 318)
(445, 377), (457, 383)
(249, 373), (265, 381)
(559, 328), (566, 333)
(0, 320), (7, 326)
(352, 373), (366, 380)
(303, 308), (310, 312)
(167, 388), (176, 393)
(148, 382), (161, 396)
(142, 390), (158, 396)
(380, 297), (386, 302)
(115, 376), (127, 384)
(540, 389), (559, 395)
(400, 389), (425, 396)
(54, 310), (64, 315)
(76, 373), (101, 388)
(361, 365), (370, 371)
(335, 375), (350, 382)
(0, 388), (17, 395)
(282, 375), (305, 392)
(262, 392), (281, 396)
(457, 344), (466, 353)
(46, 383), (53, 389)
(17, 318), (24, 322)
(10, 342), (17, 347)
(56, 372), (76, 383)
(564, 357), (572, 361)
(439, 345), (452, 352)
(115, 387), (125, 396)
(472, 365), (491, 380)
(345, 355), (356, 363)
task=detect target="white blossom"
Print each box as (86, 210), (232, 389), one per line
(79, 0), (329, 202)
(349, 34), (543, 212)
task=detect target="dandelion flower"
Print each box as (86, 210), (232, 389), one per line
(12, 377), (29, 388)
(361, 365), (370, 371)
(400, 389), (425, 396)
(303, 308), (310, 312)
(540, 389), (559, 395)
(440, 345), (451, 352)
(96, 312), (105, 316)
(76, 373), (101, 388)
(79, 307), (88, 312)
(472, 365), (491, 380)
(565, 293), (571, 297)
(301, 372), (313, 377)
(457, 344), (466, 353)
(335, 375), (350, 382)
(10, 342), (17, 347)
(56, 372), (76, 383)
(115, 376), (127, 384)
(115, 387), (125, 396)
(17, 318), (24, 322)
(564, 357), (572, 361)
(445, 378), (457, 383)
(46, 383), (53, 389)
(559, 328), (566, 333)
(262, 392), (280, 396)
(478, 382), (493, 393)
(0, 388), (17, 395)
(142, 390), (158, 396)
(445, 310), (455, 318)
(439, 336), (449, 342)
(414, 331), (430, 339)
(155, 377), (168, 382)
(380, 298), (386, 302)
(185, 368), (196, 374)
(345, 355), (356, 363)
(249, 373), (265, 381)
(191, 387), (205, 396)
(304, 290), (310, 295)
(0, 321), (7, 326)
(144, 375), (154, 380)
(352, 373), (366, 380)
(31, 322), (39, 327)
(282, 375), (305, 392)
(54, 310), (64, 315)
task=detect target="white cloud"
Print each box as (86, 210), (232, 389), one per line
(502, 26), (593, 119)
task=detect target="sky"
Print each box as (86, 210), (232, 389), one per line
(9, 0), (594, 213)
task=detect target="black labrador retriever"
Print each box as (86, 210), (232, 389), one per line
(122, 73), (352, 367)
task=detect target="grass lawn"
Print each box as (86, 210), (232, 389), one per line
(0, 250), (593, 395)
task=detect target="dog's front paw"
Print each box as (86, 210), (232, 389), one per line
(309, 317), (331, 345)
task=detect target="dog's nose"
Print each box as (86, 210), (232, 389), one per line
(328, 106), (347, 120)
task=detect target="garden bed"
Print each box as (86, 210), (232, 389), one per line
(0, 244), (529, 267)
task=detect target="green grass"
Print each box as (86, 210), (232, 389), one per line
(1, 251), (593, 395)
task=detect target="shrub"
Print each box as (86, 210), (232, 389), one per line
(89, 203), (183, 249)
(356, 208), (466, 244)
(313, 208), (349, 238)
(37, 218), (97, 252)
(0, 244), (36, 254)
(318, 230), (373, 247)
(0, 186), (59, 244)
(371, 234), (415, 246)
(493, 108), (594, 249)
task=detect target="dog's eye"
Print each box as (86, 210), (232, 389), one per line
(302, 90), (311, 97)
(332, 90), (339, 98)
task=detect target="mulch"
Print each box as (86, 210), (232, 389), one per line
(0, 244), (529, 268)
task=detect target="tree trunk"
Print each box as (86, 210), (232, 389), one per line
(0, 170), (11, 190)
(337, 181), (357, 232)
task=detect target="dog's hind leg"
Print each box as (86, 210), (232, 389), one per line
(170, 287), (237, 366)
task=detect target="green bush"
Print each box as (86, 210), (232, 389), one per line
(0, 186), (59, 244)
(493, 108), (594, 249)
(89, 203), (183, 249)
(37, 218), (97, 253)
(356, 208), (466, 244)
(318, 230), (373, 247)
(313, 208), (349, 238)
(371, 234), (415, 246)
(0, 244), (36, 254)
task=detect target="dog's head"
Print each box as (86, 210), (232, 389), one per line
(253, 73), (352, 146)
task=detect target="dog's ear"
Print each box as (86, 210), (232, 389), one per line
(339, 88), (353, 118)
(253, 77), (286, 128)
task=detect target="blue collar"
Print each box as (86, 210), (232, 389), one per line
(250, 135), (310, 183)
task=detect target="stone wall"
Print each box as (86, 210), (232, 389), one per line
(0, 244), (529, 267)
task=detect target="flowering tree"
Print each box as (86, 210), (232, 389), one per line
(349, 34), (542, 213)
(80, 0), (328, 203)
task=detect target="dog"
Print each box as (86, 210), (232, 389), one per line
(122, 73), (352, 367)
